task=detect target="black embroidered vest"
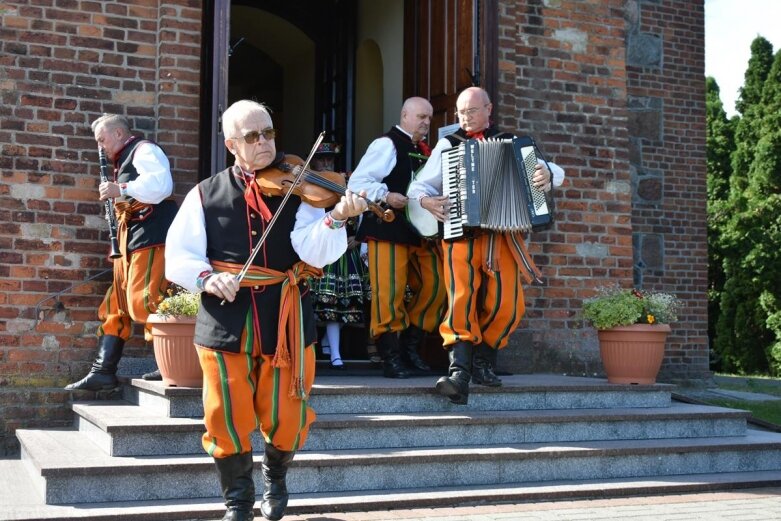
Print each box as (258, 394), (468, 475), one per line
(194, 164), (316, 354)
(115, 137), (178, 253)
(355, 127), (423, 246)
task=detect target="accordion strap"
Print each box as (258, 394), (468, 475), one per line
(485, 232), (543, 285)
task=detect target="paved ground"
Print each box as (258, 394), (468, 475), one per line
(280, 487), (781, 521)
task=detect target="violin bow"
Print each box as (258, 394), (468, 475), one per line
(220, 131), (325, 305)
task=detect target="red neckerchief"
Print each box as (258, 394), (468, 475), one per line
(417, 139), (431, 157)
(465, 130), (485, 140)
(236, 166), (273, 222)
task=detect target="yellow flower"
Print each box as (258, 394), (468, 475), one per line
(647, 314), (655, 324)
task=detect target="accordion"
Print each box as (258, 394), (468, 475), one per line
(440, 135), (553, 240)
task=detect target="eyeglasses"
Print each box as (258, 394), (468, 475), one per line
(231, 128), (276, 144)
(454, 104), (489, 118)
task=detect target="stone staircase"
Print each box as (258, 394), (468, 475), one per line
(9, 373), (781, 520)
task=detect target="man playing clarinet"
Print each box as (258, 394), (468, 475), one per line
(407, 87), (565, 405)
(65, 114), (177, 391)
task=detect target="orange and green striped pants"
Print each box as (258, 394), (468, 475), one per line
(366, 240), (447, 338)
(97, 245), (168, 341)
(440, 234), (526, 350)
(196, 317), (316, 457)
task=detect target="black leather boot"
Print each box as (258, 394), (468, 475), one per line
(399, 325), (431, 371)
(435, 342), (473, 405)
(214, 452), (256, 521)
(376, 332), (411, 379)
(260, 444), (295, 521)
(472, 343), (502, 387)
(64, 335), (125, 391)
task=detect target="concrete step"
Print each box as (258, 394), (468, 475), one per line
(17, 427), (781, 504)
(123, 374), (674, 418)
(4, 454), (781, 521)
(74, 400), (749, 456)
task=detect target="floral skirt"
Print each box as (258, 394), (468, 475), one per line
(310, 247), (370, 325)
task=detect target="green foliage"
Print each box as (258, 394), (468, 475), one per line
(155, 286), (200, 317)
(710, 38), (781, 377)
(582, 287), (681, 330)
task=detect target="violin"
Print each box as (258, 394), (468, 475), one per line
(255, 154), (394, 222)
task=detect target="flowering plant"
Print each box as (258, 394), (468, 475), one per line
(155, 286), (200, 317)
(582, 286), (682, 330)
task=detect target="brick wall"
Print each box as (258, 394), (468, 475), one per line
(0, 0), (201, 455)
(494, 0), (709, 384)
(626, 0), (708, 381)
(0, 0), (709, 456)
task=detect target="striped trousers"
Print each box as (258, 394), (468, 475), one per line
(196, 318), (316, 457)
(97, 245), (168, 341)
(440, 234), (526, 349)
(366, 240), (447, 338)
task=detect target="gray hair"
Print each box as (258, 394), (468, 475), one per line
(221, 100), (272, 137)
(91, 114), (131, 134)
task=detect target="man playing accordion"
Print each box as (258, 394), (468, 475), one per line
(407, 86), (565, 405)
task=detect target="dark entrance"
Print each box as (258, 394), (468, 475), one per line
(198, 0), (495, 370)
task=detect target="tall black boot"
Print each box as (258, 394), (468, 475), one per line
(214, 452), (256, 521)
(64, 335), (125, 391)
(435, 342), (473, 405)
(399, 325), (431, 371)
(376, 332), (411, 379)
(472, 343), (502, 387)
(260, 444), (295, 521)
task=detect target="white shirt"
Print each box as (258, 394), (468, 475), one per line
(347, 126), (415, 201)
(407, 136), (566, 199)
(165, 180), (348, 292)
(124, 142), (174, 204)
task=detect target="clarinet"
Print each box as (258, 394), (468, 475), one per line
(98, 147), (122, 259)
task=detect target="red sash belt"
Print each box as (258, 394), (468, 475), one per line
(211, 259), (323, 399)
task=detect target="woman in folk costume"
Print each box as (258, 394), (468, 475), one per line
(308, 144), (372, 369)
(165, 100), (367, 521)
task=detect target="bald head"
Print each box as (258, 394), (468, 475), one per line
(455, 87), (492, 133)
(399, 97), (433, 143)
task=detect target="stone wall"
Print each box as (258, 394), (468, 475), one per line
(493, 0), (709, 384)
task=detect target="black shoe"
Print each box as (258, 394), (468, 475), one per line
(214, 452), (256, 521)
(376, 333), (411, 379)
(64, 335), (125, 391)
(472, 344), (502, 387)
(261, 445), (295, 521)
(330, 357), (345, 370)
(399, 325), (431, 371)
(142, 369), (162, 381)
(435, 342), (473, 405)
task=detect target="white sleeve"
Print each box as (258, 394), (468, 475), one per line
(165, 187), (210, 292)
(346, 137), (397, 201)
(407, 137), (450, 199)
(127, 142), (174, 204)
(291, 203), (348, 268)
(548, 162), (565, 188)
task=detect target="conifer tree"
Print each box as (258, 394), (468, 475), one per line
(714, 44), (781, 375)
(705, 77), (734, 370)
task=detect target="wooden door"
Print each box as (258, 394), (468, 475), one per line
(403, 0), (497, 139)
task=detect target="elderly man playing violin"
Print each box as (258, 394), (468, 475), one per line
(165, 99), (367, 521)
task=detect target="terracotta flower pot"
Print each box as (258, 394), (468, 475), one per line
(597, 323), (670, 385)
(147, 314), (202, 387)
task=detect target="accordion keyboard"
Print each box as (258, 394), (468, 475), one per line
(442, 146), (465, 240)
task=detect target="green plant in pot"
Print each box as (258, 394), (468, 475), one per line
(147, 286), (202, 387)
(583, 286), (682, 384)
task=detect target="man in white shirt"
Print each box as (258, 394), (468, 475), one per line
(65, 114), (177, 391)
(348, 97), (447, 378)
(407, 86), (565, 404)
(165, 100), (367, 521)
